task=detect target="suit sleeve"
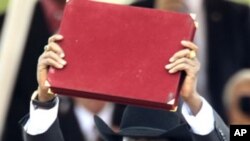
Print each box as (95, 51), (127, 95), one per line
(182, 96), (229, 141)
(20, 116), (64, 141)
(193, 111), (229, 141)
(19, 97), (65, 141)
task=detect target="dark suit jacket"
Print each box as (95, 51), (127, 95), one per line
(20, 108), (229, 141)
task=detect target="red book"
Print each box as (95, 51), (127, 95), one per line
(48, 0), (196, 110)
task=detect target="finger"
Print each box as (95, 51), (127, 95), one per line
(165, 58), (195, 70)
(47, 42), (65, 57)
(48, 34), (63, 44)
(168, 63), (193, 74)
(169, 49), (191, 62)
(181, 40), (198, 51)
(40, 58), (64, 69)
(43, 51), (67, 66)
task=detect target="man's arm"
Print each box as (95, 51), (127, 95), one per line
(21, 117), (64, 141)
(192, 111), (229, 141)
(20, 34), (66, 141)
(181, 97), (229, 141)
(166, 41), (229, 141)
(20, 96), (64, 141)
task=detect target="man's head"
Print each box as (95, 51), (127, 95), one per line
(94, 106), (193, 141)
(223, 69), (250, 124)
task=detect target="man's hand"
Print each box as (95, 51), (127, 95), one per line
(37, 34), (66, 102)
(165, 40), (202, 115)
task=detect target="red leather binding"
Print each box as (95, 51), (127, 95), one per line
(48, 0), (196, 110)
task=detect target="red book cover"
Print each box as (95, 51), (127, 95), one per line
(48, 0), (196, 110)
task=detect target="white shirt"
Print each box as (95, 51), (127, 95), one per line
(74, 103), (114, 141)
(24, 96), (215, 139)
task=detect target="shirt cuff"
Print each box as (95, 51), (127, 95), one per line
(23, 97), (59, 135)
(181, 96), (215, 135)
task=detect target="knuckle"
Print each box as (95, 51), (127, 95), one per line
(49, 42), (56, 49)
(48, 35), (56, 43)
(46, 58), (54, 65)
(45, 59), (50, 65)
(48, 42), (53, 47)
(48, 51), (55, 57)
(184, 49), (190, 54)
(48, 37), (53, 43)
(47, 51), (52, 56)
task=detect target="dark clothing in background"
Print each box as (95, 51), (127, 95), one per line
(1, 2), (125, 141)
(1, 3), (51, 141)
(0, 14), (4, 32)
(205, 0), (250, 121)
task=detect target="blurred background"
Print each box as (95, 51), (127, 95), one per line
(0, 0), (249, 141)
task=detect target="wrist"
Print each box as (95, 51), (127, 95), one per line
(182, 92), (202, 115)
(31, 90), (57, 109)
(182, 91), (199, 103)
(37, 87), (56, 102)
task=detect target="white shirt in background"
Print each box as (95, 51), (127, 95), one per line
(74, 103), (114, 141)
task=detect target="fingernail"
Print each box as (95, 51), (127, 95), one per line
(58, 64), (63, 68)
(60, 53), (65, 58)
(57, 34), (63, 39)
(44, 80), (51, 87)
(165, 64), (171, 69)
(181, 40), (188, 45)
(169, 70), (174, 73)
(60, 60), (67, 65)
(169, 58), (174, 62)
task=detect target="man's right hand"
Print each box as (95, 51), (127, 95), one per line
(37, 34), (66, 102)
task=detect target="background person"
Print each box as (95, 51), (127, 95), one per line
(223, 69), (250, 124)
